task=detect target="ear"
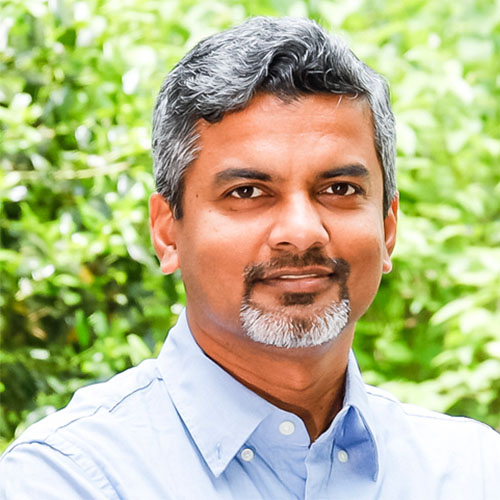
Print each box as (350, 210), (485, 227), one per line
(149, 193), (179, 274)
(382, 193), (399, 274)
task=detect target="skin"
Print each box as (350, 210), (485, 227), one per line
(150, 93), (398, 442)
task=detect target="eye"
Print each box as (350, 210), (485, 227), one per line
(321, 183), (360, 196)
(228, 185), (265, 199)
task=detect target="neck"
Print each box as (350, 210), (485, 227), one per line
(190, 318), (354, 442)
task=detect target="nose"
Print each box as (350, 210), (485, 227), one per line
(267, 194), (330, 252)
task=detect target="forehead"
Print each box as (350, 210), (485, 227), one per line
(190, 93), (379, 183)
(198, 92), (373, 135)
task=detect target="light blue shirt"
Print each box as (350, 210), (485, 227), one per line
(2, 310), (500, 499)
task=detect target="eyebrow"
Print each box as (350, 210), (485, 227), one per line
(318, 164), (370, 180)
(213, 164), (370, 186)
(214, 168), (274, 185)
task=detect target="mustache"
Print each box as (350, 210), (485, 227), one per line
(243, 250), (350, 286)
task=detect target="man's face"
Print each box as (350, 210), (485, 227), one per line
(151, 93), (397, 348)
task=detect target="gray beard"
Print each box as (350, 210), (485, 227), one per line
(240, 299), (350, 348)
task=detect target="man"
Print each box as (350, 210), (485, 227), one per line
(1, 16), (499, 500)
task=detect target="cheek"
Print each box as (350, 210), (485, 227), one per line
(177, 215), (262, 307)
(340, 219), (385, 313)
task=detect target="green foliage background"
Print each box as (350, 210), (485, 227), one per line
(1, 0), (499, 450)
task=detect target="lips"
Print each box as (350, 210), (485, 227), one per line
(257, 268), (335, 294)
(261, 267), (335, 281)
(278, 274), (327, 279)
(242, 254), (351, 302)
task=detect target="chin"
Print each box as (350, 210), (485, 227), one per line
(240, 299), (351, 349)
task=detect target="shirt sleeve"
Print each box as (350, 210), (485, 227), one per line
(478, 424), (500, 497)
(0, 442), (117, 500)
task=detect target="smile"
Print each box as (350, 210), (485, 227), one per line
(277, 273), (329, 280)
(261, 267), (335, 281)
(243, 256), (351, 301)
(258, 269), (335, 295)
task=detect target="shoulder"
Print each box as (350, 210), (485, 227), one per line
(6, 357), (164, 445)
(365, 383), (500, 468)
(0, 358), (175, 498)
(366, 383), (499, 431)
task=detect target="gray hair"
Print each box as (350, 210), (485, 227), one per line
(152, 16), (396, 218)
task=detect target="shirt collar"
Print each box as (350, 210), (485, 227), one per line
(158, 310), (275, 477)
(341, 351), (381, 481)
(158, 310), (380, 479)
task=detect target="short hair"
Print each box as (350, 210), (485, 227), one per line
(152, 16), (396, 218)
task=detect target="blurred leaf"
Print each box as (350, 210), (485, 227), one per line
(74, 309), (90, 348)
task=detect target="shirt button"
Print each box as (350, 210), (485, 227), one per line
(337, 450), (349, 463)
(279, 420), (295, 436)
(241, 448), (255, 462)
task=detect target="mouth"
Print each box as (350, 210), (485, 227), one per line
(243, 254), (350, 302)
(258, 268), (335, 294)
(262, 267), (335, 280)
(272, 273), (333, 280)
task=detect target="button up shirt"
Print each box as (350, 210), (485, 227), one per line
(2, 310), (500, 499)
